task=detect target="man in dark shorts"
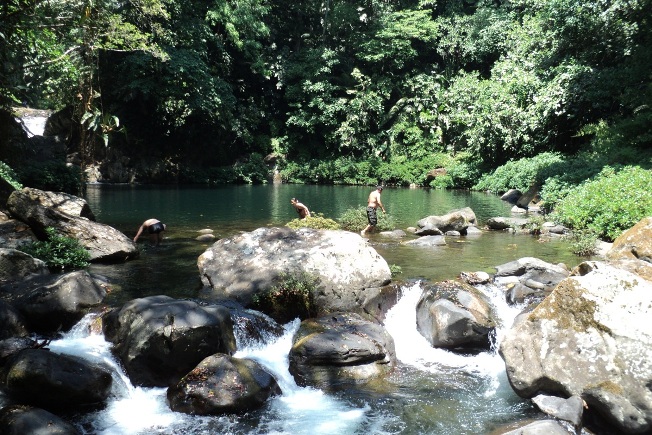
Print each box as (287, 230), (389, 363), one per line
(134, 218), (167, 246)
(361, 185), (386, 235)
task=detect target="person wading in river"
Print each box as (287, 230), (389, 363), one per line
(133, 218), (167, 246)
(361, 185), (386, 235)
(290, 198), (311, 219)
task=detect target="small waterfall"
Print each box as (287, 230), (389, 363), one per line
(17, 112), (49, 137)
(44, 313), (371, 434)
(383, 281), (524, 396)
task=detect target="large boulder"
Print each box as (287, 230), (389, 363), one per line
(6, 187), (138, 263)
(102, 295), (237, 387)
(416, 207), (477, 235)
(167, 354), (281, 415)
(197, 227), (392, 315)
(0, 248), (49, 284)
(0, 348), (112, 411)
(494, 257), (570, 304)
(0, 270), (106, 334)
(289, 312), (396, 389)
(499, 262), (652, 434)
(415, 280), (496, 349)
(7, 187), (94, 221)
(606, 216), (652, 263)
(0, 405), (81, 435)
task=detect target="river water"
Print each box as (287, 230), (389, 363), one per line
(5, 184), (585, 433)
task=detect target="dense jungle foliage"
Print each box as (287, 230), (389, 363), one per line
(1, 0), (651, 239)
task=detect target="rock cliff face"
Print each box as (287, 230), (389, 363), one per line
(197, 227), (392, 315)
(499, 262), (652, 434)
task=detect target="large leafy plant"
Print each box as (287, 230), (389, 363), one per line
(23, 227), (90, 272)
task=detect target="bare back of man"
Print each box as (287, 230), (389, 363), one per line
(361, 186), (385, 235)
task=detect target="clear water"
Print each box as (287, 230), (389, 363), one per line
(13, 183), (584, 434)
(83, 184), (581, 306)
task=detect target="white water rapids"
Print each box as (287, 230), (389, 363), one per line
(7, 281), (525, 434)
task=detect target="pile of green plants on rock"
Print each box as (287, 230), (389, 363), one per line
(23, 227), (90, 272)
(251, 272), (319, 323)
(286, 213), (340, 230)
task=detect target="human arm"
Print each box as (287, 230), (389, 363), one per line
(133, 224), (145, 242)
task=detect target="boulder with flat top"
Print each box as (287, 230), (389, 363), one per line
(197, 227), (392, 316)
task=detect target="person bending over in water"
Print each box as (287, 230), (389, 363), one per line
(290, 198), (311, 219)
(361, 186), (386, 235)
(134, 218), (167, 246)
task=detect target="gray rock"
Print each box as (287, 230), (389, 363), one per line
(532, 394), (584, 428)
(0, 348), (112, 411)
(102, 295), (236, 387)
(501, 189), (522, 204)
(197, 227), (391, 315)
(486, 217), (529, 231)
(459, 271), (491, 285)
(0, 301), (28, 339)
(195, 234), (216, 242)
(0, 248), (48, 284)
(7, 187), (138, 263)
(0, 216), (38, 250)
(416, 207), (477, 234)
(497, 419), (572, 435)
(499, 262), (652, 434)
(416, 280), (496, 349)
(0, 270), (106, 334)
(168, 354), (281, 415)
(494, 257), (570, 304)
(289, 312), (396, 389)
(0, 405), (81, 435)
(379, 229), (407, 238)
(403, 235), (447, 247)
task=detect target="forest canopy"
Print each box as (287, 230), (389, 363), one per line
(1, 0), (650, 206)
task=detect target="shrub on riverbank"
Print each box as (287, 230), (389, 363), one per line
(279, 153), (459, 187)
(0, 161), (22, 189)
(552, 166), (652, 241)
(338, 207), (396, 232)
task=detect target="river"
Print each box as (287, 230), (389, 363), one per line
(7, 184), (585, 434)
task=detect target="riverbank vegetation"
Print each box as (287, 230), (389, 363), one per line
(1, 0), (650, 241)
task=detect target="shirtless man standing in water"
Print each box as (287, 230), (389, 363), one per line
(361, 185), (386, 235)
